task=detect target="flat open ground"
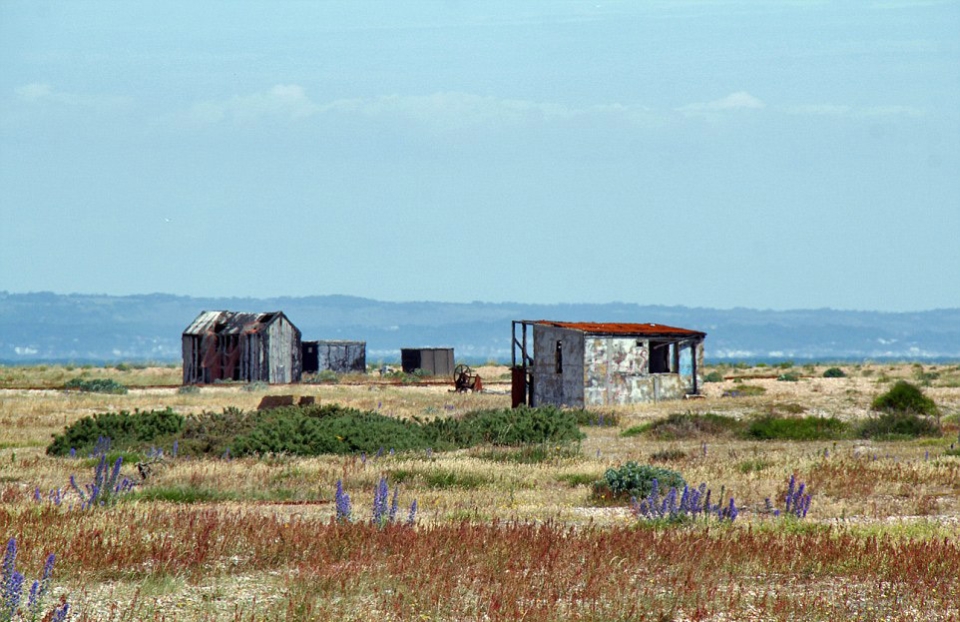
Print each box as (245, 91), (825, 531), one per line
(1, 362), (959, 621)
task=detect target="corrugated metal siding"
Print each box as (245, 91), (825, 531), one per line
(317, 341), (366, 373)
(401, 348), (454, 376)
(181, 310), (301, 384)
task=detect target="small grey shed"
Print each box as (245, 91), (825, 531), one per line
(302, 340), (366, 374)
(400, 348), (455, 376)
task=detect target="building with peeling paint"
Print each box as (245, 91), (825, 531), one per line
(511, 320), (706, 407)
(182, 310), (302, 384)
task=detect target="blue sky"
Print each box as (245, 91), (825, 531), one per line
(2, 1), (958, 311)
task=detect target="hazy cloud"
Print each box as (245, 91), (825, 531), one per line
(187, 84), (318, 124)
(14, 83), (53, 101)
(183, 87), (657, 130)
(677, 91), (766, 114)
(14, 82), (131, 109)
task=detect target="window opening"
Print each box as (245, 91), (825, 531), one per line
(555, 340), (563, 374)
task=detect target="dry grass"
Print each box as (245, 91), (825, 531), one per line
(2, 362), (960, 620)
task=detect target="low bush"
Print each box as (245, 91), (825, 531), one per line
(423, 406), (584, 448)
(823, 367), (846, 378)
(51, 404), (586, 459)
(856, 412), (940, 440)
(47, 408), (184, 457)
(630, 412), (745, 440)
(745, 414), (849, 441)
(63, 377), (128, 394)
(871, 380), (938, 416)
(777, 372), (800, 382)
(593, 462), (685, 503)
(703, 371), (725, 383)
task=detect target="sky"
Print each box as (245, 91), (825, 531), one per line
(1, 1), (958, 312)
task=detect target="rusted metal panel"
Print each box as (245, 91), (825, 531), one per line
(534, 320), (705, 339)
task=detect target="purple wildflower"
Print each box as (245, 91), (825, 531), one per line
(407, 500), (418, 526)
(51, 602), (70, 622)
(372, 476), (389, 525)
(335, 479), (352, 522)
(389, 484), (400, 523)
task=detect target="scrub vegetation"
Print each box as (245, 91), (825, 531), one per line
(1, 361), (959, 620)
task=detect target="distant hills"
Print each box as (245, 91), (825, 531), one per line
(1, 291), (958, 365)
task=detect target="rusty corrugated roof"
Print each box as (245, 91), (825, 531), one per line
(534, 320), (705, 338)
(182, 310), (284, 336)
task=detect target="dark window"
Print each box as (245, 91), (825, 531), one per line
(649, 340), (674, 374)
(555, 340), (563, 374)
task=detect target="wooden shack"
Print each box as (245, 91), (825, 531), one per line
(400, 347), (455, 376)
(182, 310), (302, 384)
(302, 340), (366, 374)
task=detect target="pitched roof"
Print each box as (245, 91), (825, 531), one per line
(182, 310), (287, 336)
(533, 320), (705, 338)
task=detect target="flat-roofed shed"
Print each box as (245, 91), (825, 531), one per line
(511, 320), (706, 407)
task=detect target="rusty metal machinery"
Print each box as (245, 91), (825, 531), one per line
(453, 364), (483, 393)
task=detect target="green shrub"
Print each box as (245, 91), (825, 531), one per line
(823, 367), (846, 378)
(47, 408), (184, 456)
(856, 412), (940, 440)
(594, 462), (686, 502)
(423, 406), (585, 448)
(632, 412), (745, 440)
(745, 414), (849, 441)
(177, 404), (585, 458)
(63, 377), (128, 394)
(871, 380), (938, 416)
(177, 384), (200, 395)
(777, 372), (800, 382)
(230, 405), (432, 456)
(703, 371), (725, 383)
